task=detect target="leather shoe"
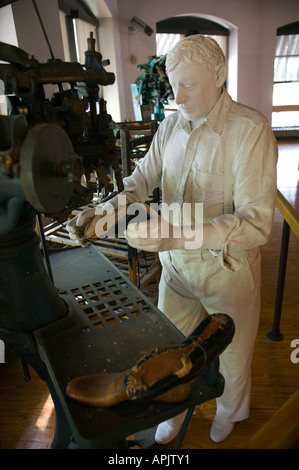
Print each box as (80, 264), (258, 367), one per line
(124, 313), (235, 401)
(66, 313), (235, 407)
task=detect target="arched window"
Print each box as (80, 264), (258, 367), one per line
(156, 16), (229, 58)
(272, 21), (299, 137)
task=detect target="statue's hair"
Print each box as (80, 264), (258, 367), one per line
(166, 35), (226, 75)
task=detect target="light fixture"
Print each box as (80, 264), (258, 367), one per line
(128, 16), (153, 36)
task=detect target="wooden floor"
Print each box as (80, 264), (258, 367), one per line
(0, 140), (298, 450)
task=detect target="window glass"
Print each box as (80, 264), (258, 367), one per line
(272, 33), (299, 130)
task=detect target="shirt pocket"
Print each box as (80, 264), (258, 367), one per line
(191, 171), (224, 221)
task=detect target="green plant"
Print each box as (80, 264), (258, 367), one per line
(135, 55), (173, 106)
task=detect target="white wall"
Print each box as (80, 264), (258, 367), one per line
(9, 0), (65, 99)
(2, 0), (299, 122)
(0, 4), (18, 47)
(105, 0), (299, 121)
(99, 17), (121, 121)
(0, 4), (18, 113)
(11, 0), (65, 62)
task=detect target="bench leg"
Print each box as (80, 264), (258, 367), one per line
(173, 406), (195, 449)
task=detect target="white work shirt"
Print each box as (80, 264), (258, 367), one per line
(121, 88), (278, 271)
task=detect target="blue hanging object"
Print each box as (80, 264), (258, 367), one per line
(151, 104), (165, 120)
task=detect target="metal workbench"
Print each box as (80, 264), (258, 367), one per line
(34, 245), (224, 448)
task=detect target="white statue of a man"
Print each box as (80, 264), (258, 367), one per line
(67, 35), (277, 444)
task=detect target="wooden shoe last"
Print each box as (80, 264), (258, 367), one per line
(66, 313), (235, 408)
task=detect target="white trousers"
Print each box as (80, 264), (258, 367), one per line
(158, 247), (261, 423)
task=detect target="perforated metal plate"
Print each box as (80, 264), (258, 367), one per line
(59, 275), (152, 331)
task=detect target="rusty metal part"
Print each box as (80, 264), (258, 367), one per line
(20, 123), (83, 213)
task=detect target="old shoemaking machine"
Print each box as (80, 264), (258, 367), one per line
(0, 30), (122, 359)
(0, 21), (128, 447)
(0, 3), (234, 449)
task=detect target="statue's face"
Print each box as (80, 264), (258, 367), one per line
(168, 61), (221, 122)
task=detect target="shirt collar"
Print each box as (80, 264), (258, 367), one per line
(177, 88), (233, 136)
(206, 88), (233, 135)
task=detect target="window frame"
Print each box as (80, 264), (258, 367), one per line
(271, 22), (299, 134)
